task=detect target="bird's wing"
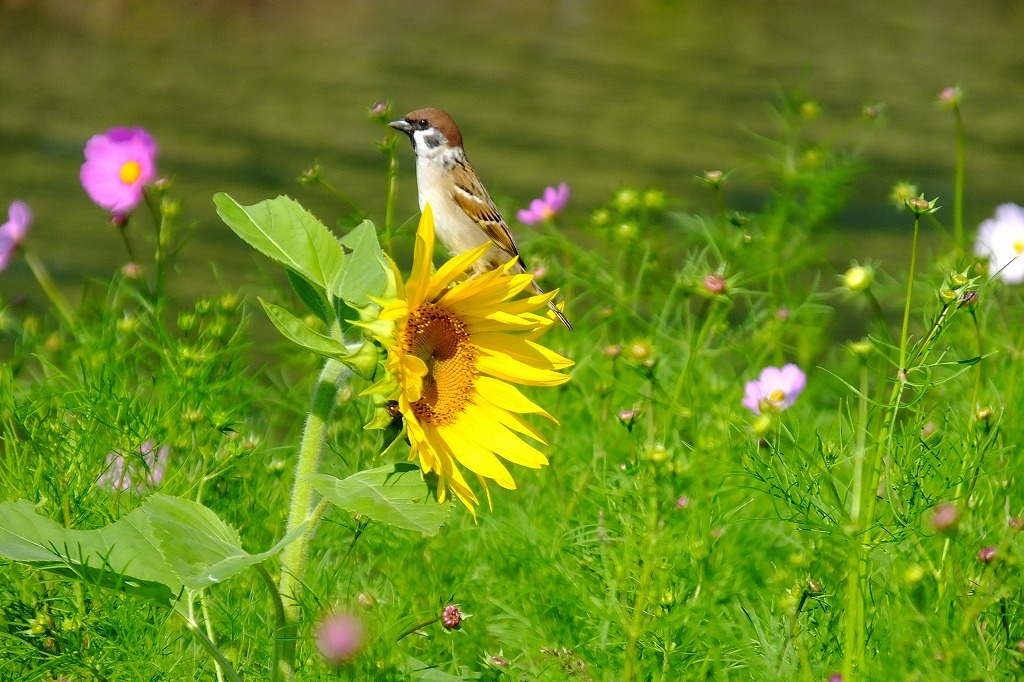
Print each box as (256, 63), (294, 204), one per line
(450, 158), (524, 264)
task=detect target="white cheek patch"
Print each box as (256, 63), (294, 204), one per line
(414, 129), (443, 150)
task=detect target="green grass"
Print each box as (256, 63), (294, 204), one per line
(2, 96), (1023, 681)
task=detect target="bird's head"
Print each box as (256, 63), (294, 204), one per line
(389, 108), (464, 158)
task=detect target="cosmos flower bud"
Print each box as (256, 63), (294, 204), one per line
(701, 170), (725, 188)
(937, 86), (962, 109)
(977, 546), (997, 564)
(702, 273), (727, 295)
(602, 344), (622, 359)
(626, 338), (651, 362)
(905, 195), (939, 216)
(441, 604), (462, 629)
(930, 502), (960, 535)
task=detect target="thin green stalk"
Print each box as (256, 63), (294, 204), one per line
(23, 250), (76, 327)
(257, 564), (288, 682)
(277, 358), (349, 668)
(842, 362), (870, 679)
(200, 594), (226, 682)
(382, 131), (400, 253)
(897, 214), (922, 373)
(313, 176), (361, 216)
(117, 222), (139, 264)
(622, 499), (658, 681)
(179, 607), (242, 682)
(670, 297), (725, 414)
(395, 616), (441, 643)
(844, 212), (922, 678)
(154, 199), (170, 304)
(952, 104), (965, 253)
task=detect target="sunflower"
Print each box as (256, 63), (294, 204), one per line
(365, 204), (572, 510)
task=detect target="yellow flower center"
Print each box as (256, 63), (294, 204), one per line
(1014, 241), (1024, 255)
(119, 160), (142, 185)
(768, 389), (786, 403)
(403, 302), (476, 427)
(539, 205), (555, 221)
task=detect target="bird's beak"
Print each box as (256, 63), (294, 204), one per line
(388, 119), (413, 134)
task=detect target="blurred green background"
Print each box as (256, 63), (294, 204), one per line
(1, 0), (1022, 305)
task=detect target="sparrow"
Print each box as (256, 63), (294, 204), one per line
(389, 108), (572, 330)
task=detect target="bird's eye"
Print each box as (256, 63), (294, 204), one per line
(417, 119), (429, 128)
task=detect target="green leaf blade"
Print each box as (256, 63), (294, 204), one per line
(214, 193), (345, 294)
(309, 463), (450, 536)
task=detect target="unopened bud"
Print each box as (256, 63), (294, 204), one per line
(441, 604), (462, 629)
(977, 546), (997, 564)
(931, 502), (960, 535)
(702, 273), (727, 295)
(626, 339), (651, 361)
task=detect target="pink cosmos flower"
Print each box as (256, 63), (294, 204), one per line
(80, 127), (158, 216)
(742, 364), (806, 415)
(96, 440), (169, 491)
(517, 182), (569, 224)
(974, 203), (1024, 284)
(315, 611), (365, 665)
(0, 200), (32, 271)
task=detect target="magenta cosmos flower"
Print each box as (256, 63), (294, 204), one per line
(0, 200), (32, 271)
(517, 182), (569, 224)
(80, 127), (158, 215)
(742, 364), (806, 415)
(974, 203), (1024, 284)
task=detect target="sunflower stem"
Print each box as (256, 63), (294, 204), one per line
(277, 357), (350, 672)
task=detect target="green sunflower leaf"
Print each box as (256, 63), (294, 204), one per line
(336, 219), (396, 310)
(0, 495), (304, 607)
(260, 298), (377, 378)
(214, 193), (345, 298)
(308, 463), (450, 536)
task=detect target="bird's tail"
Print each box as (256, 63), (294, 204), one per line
(529, 279), (572, 331)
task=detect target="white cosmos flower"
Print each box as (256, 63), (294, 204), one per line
(975, 203), (1024, 284)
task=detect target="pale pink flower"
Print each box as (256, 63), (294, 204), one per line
(0, 200), (32, 271)
(315, 611), (365, 665)
(517, 182), (569, 224)
(96, 440), (169, 491)
(742, 364), (806, 415)
(80, 127), (158, 216)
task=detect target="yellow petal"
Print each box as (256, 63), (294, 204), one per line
(472, 332), (574, 370)
(407, 204), (436, 307)
(474, 376), (554, 418)
(458, 404), (548, 468)
(475, 396), (549, 443)
(434, 421), (516, 489)
(476, 349), (571, 386)
(425, 242), (491, 301)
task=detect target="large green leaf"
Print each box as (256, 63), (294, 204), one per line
(214, 193), (345, 297)
(336, 220), (395, 308)
(0, 499), (176, 605)
(287, 268), (332, 324)
(0, 495), (303, 606)
(308, 463), (450, 535)
(259, 299), (377, 378)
